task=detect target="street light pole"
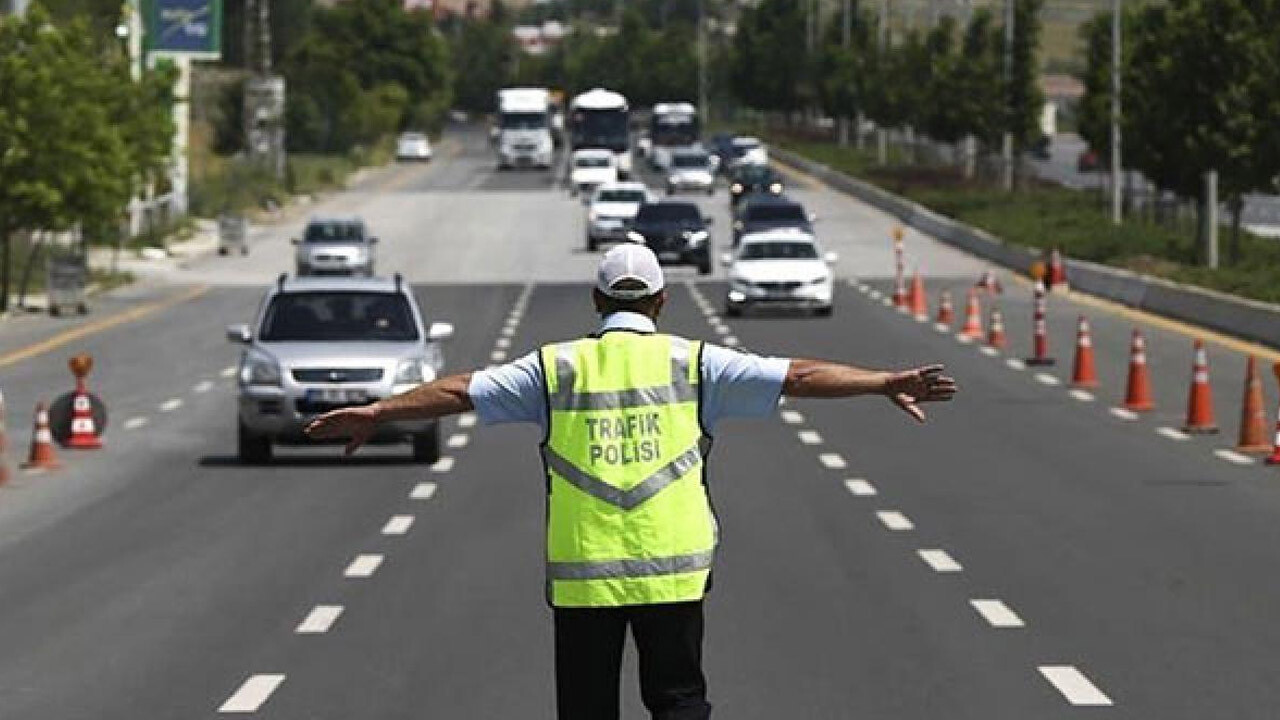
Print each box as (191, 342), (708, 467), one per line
(1110, 0), (1122, 224)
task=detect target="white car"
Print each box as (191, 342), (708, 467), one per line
(665, 148), (716, 195)
(724, 229), (836, 317)
(396, 132), (433, 162)
(569, 149), (619, 196)
(586, 181), (653, 250)
(728, 136), (768, 171)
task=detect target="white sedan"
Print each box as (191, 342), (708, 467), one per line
(395, 132), (433, 162)
(723, 229), (837, 317)
(569, 149), (619, 197)
(585, 181), (654, 251)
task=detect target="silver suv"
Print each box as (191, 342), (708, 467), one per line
(292, 216), (377, 277)
(227, 274), (453, 464)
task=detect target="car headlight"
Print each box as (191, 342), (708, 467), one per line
(395, 358), (427, 384)
(684, 229), (709, 245)
(731, 183), (743, 193)
(627, 230), (646, 243)
(769, 182), (783, 193)
(241, 349), (281, 387)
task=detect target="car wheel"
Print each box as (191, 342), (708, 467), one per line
(412, 424), (441, 464)
(815, 306), (834, 318)
(238, 421), (272, 464)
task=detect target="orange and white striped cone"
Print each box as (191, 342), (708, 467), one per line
(1237, 356), (1270, 452)
(1266, 363), (1280, 465)
(1071, 316), (1098, 388)
(935, 291), (955, 327)
(1025, 280), (1055, 366)
(908, 271), (928, 320)
(892, 271), (907, 310)
(1182, 339), (1218, 434)
(958, 289), (983, 340)
(1048, 248), (1068, 290)
(20, 403), (61, 471)
(1123, 329), (1155, 412)
(985, 308), (1007, 349)
(65, 378), (102, 450)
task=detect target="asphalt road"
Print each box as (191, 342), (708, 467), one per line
(1, 125), (1280, 718)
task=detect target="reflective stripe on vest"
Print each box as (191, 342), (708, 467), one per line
(540, 333), (715, 608)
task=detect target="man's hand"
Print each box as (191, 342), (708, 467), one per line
(305, 404), (379, 455)
(884, 364), (957, 423)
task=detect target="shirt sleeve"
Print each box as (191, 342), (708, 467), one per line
(699, 344), (791, 431)
(467, 351), (548, 429)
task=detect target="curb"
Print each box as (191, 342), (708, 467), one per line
(772, 146), (1280, 352)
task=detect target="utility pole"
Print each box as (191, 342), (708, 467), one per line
(244, 0), (285, 181)
(1109, 0), (1122, 224)
(1001, 0), (1014, 192)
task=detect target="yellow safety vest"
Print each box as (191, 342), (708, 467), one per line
(539, 332), (716, 608)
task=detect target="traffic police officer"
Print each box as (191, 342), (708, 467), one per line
(306, 244), (956, 720)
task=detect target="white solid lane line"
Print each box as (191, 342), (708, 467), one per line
(159, 398), (184, 412)
(220, 366), (238, 378)
(218, 674), (286, 713)
(1110, 407), (1140, 421)
(382, 515), (415, 536)
(844, 478), (876, 496)
(1069, 389), (1095, 402)
(818, 453), (847, 470)
(797, 430), (823, 445)
(1035, 373), (1061, 386)
(344, 554), (383, 578)
(123, 417), (148, 430)
(917, 549), (962, 572)
(780, 410), (805, 425)
(876, 511), (914, 531)
(1214, 449), (1256, 465)
(193, 380), (214, 394)
(431, 456), (455, 473)
(970, 599), (1025, 628)
(458, 413), (477, 428)
(410, 482), (438, 500)
(295, 605), (344, 634)
(447, 433), (469, 449)
(1157, 426), (1190, 441)
(1005, 358), (1027, 371)
(1038, 665), (1113, 706)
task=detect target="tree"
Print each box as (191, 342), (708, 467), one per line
(731, 0), (808, 117)
(1007, 0), (1046, 155)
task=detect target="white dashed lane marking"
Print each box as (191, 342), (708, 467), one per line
(381, 515), (415, 536)
(818, 453), (847, 470)
(934, 323), (950, 333)
(446, 433), (469, 449)
(876, 511), (914, 531)
(431, 457), (455, 473)
(1038, 665), (1113, 706)
(1069, 389), (1095, 402)
(458, 413), (477, 428)
(410, 482), (438, 500)
(1035, 373), (1061, 386)
(159, 398), (184, 412)
(723, 336), (740, 347)
(295, 605), (343, 635)
(780, 410), (804, 425)
(970, 599), (1025, 628)
(917, 549), (962, 572)
(220, 366), (237, 378)
(193, 380), (214, 393)
(868, 290), (883, 300)
(955, 334), (974, 345)
(881, 298), (894, 308)
(1110, 407), (1140, 421)
(1005, 358), (1027, 371)
(1157, 427), (1190, 441)
(1214, 449), (1257, 465)
(797, 430), (823, 445)
(979, 346), (1000, 357)
(123, 417), (148, 430)
(218, 674), (286, 713)
(344, 554), (383, 578)
(713, 325), (731, 336)
(491, 350), (508, 363)
(495, 337), (512, 349)
(844, 478), (876, 496)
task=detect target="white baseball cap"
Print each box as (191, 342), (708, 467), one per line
(597, 244), (665, 300)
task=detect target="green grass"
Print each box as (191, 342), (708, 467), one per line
(776, 137), (1280, 305)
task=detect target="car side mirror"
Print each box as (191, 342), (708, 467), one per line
(720, 252), (734, 267)
(290, 238), (299, 245)
(824, 251), (839, 265)
(226, 323), (252, 344)
(427, 321), (454, 342)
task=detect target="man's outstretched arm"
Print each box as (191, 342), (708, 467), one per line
(305, 372), (474, 454)
(783, 360), (957, 423)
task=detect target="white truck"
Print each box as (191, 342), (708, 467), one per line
(496, 87), (554, 169)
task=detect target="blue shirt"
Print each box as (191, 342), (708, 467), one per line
(467, 312), (791, 433)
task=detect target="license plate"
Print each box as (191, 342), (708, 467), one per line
(306, 388), (368, 404)
(659, 251), (681, 262)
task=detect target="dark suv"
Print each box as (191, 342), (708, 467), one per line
(732, 195), (813, 246)
(627, 201), (712, 275)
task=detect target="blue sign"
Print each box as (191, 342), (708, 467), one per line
(146, 0), (222, 58)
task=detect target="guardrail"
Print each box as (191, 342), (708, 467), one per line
(772, 146), (1280, 351)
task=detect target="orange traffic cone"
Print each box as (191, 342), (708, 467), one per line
(975, 269), (1003, 294)
(1123, 329), (1155, 412)
(1026, 280), (1055, 366)
(935, 291), (955, 327)
(1071, 316), (1098, 388)
(908, 271), (928, 320)
(985, 308), (1007, 349)
(1048, 248), (1068, 290)
(20, 402), (61, 471)
(959, 289), (983, 340)
(1182, 339), (1218, 434)
(65, 381), (102, 450)
(1236, 355), (1270, 452)
(892, 272), (907, 309)
(1265, 363), (1280, 465)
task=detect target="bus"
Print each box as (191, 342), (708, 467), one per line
(569, 88), (632, 179)
(649, 101), (699, 171)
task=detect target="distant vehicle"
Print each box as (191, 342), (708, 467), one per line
(569, 149), (619, 196)
(649, 101), (699, 170)
(227, 274), (454, 464)
(586, 181), (653, 251)
(395, 132), (433, 162)
(569, 88), (632, 178)
(292, 217), (378, 277)
(1077, 148), (1101, 173)
(729, 164), (784, 205)
(724, 229), (836, 317)
(728, 136), (768, 171)
(496, 87), (554, 169)
(626, 200), (712, 275)
(732, 195), (814, 245)
(665, 148), (716, 196)
(707, 132), (736, 171)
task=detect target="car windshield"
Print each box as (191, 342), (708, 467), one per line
(576, 155), (611, 168)
(259, 292), (418, 342)
(731, 139), (761, 156)
(636, 203), (699, 223)
(399, 133), (425, 143)
(746, 204), (806, 222)
(501, 112), (546, 130)
(673, 153), (709, 168)
(304, 222), (365, 244)
(740, 242), (819, 260)
(597, 189), (646, 203)
(737, 166), (775, 183)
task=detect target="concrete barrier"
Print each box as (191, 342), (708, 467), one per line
(773, 146), (1280, 350)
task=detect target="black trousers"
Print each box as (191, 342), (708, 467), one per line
(554, 600), (713, 720)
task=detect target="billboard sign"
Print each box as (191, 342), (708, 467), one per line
(145, 0), (222, 59)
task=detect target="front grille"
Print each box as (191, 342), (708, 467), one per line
(292, 368), (383, 383)
(312, 254), (349, 263)
(757, 281), (803, 292)
(295, 397), (377, 415)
